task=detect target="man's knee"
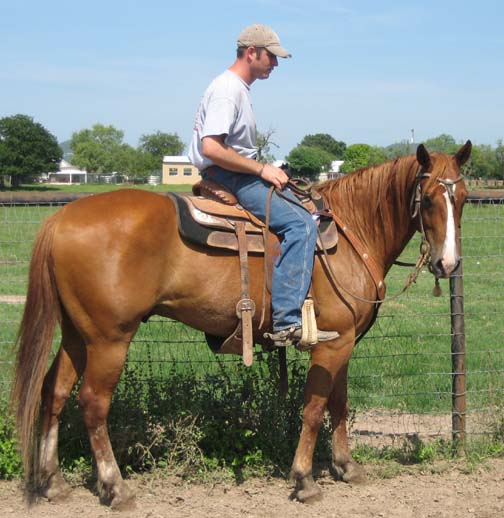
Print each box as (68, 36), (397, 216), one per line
(289, 209), (318, 242)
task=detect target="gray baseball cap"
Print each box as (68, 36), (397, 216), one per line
(237, 24), (292, 58)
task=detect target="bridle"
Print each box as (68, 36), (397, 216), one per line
(319, 164), (465, 307)
(410, 166), (464, 253)
(398, 165), (465, 296)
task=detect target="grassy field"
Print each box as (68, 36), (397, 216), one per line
(0, 182), (193, 193)
(1, 198), (503, 419)
(0, 194), (503, 476)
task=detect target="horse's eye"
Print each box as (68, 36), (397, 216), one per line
(421, 195), (432, 209)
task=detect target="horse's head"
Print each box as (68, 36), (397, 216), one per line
(412, 140), (472, 278)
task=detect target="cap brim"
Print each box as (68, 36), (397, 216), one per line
(266, 45), (292, 58)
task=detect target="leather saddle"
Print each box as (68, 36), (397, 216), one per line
(168, 179), (338, 254)
(168, 178), (340, 366)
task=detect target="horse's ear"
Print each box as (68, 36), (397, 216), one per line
(416, 144), (431, 170)
(454, 140), (472, 167)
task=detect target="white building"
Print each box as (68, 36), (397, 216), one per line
(48, 160), (87, 184)
(319, 160), (345, 182)
(273, 159), (345, 182)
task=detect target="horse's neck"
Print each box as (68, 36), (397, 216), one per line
(328, 157), (419, 273)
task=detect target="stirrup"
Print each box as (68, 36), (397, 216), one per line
(263, 326), (301, 347)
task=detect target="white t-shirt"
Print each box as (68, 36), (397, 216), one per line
(188, 70), (257, 171)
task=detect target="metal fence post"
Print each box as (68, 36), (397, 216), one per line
(450, 254), (466, 453)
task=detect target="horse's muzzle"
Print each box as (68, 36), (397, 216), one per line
(430, 256), (460, 278)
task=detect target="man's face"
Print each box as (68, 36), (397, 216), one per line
(250, 48), (278, 80)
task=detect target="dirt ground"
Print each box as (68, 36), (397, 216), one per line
(1, 458), (504, 518)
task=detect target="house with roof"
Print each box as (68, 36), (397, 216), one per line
(162, 156), (200, 185)
(48, 160), (87, 184)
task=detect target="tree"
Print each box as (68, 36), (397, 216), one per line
(384, 140), (416, 160)
(114, 144), (153, 178)
(465, 144), (499, 179)
(138, 131), (184, 172)
(138, 131), (184, 157)
(423, 134), (459, 154)
(300, 133), (346, 159)
(70, 124), (125, 174)
(257, 128), (279, 163)
(495, 139), (504, 179)
(340, 144), (387, 174)
(0, 114), (62, 187)
(286, 145), (334, 179)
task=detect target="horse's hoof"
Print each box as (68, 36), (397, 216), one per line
(110, 483), (136, 510)
(111, 495), (137, 511)
(343, 463), (367, 484)
(42, 473), (73, 502)
(289, 472), (323, 504)
(296, 485), (323, 504)
(331, 461), (367, 484)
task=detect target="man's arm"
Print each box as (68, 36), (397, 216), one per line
(202, 135), (289, 190)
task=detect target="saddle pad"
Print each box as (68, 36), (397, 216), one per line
(168, 193), (338, 254)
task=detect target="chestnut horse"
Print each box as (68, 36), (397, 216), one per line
(11, 141), (471, 507)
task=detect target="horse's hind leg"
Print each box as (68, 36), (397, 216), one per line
(39, 316), (86, 500)
(327, 362), (366, 484)
(77, 338), (135, 510)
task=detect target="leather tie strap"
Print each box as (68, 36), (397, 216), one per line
(235, 221), (255, 366)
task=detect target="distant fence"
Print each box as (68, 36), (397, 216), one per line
(0, 191), (503, 447)
(466, 179), (504, 188)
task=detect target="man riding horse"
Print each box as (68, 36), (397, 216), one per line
(188, 24), (340, 347)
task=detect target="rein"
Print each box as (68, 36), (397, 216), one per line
(261, 168), (464, 322)
(319, 167), (464, 306)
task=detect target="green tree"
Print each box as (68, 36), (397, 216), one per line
(495, 139), (504, 179)
(300, 133), (346, 159)
(113, 144), (153, 178)
(384, 140), (416, 160)
(340, 144), (387, 173)
(70, 124), (125, 174)
(465, 144), (500, 179)
(138, 131), (184, 173)
(423, 134), (459, 154)
(286, 145), (334, 179)
(0, 114), (62, 187)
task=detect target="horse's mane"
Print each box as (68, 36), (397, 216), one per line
(316, 154), (421, 256)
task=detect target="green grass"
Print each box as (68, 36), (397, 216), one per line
(1, 202), (503, 410)
(0, 200), (503, 474)
(0, 182), (193, 193)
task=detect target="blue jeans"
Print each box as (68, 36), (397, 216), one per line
(204, 167), (318, 331)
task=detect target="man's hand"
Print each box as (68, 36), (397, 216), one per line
(259, 163), (290, 190)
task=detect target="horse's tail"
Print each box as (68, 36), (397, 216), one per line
(10, 211), (62, 484)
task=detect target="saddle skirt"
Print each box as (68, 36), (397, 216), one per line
(168, 189), (338, 254)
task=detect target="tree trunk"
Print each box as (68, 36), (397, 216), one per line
(11, 175), (21, 188)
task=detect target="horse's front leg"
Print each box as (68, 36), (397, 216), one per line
(327, 362), (366, 484)
(290, 341), (354, 503)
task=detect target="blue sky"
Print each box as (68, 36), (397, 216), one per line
(1, 0), (503, 159)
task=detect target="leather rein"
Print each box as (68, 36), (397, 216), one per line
(317, 166), (464, 306)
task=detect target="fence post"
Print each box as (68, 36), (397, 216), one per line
(450, 254), (466, 454)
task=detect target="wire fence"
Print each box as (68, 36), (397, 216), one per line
(0, 193), (503, 448)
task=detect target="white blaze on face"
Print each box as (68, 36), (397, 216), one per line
(441, 185), (457, 273)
